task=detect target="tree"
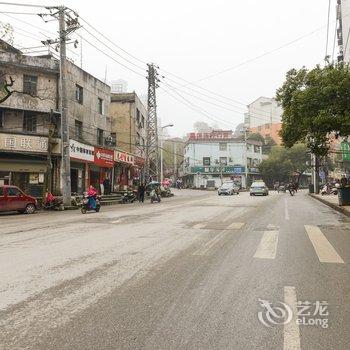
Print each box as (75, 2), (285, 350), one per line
(259, 144), (309, 186)
(276, 63), (350, 156)
(262, 136), (277, 155)
(247, 132), (264, 143)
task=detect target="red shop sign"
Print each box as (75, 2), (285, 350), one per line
(94, 147), (114, 168)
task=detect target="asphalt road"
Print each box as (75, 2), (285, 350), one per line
(0, 189), (349, 350)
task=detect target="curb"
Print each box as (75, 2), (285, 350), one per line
(308, 193), (350, 217)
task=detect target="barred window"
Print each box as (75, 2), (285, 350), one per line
(23, 75), (38, 95)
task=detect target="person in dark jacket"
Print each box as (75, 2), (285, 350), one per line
(138, 183), (145, 203)
(103, 177), (111, 195)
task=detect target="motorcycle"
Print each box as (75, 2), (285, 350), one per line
(81, 194), (101, 214)
(121, 191), (137, 204)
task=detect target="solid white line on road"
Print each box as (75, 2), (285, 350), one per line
(226, 222), (245, 230)
(193, 222), (245, 255)
(193, 223), (206, 229)
(305, 225), (344, 264)
(283, 286), (301, 350)
(267, 224), (279, 230)
(285, 197), (290, 221)
(193, 230), (229, 256)
(253, 230), (279, 259)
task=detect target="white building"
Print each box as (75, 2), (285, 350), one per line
(183, 130), (263, 189)
(337, 0), (350, 62)
(110, 79), (128, 93)
(244, 97), (282, 128)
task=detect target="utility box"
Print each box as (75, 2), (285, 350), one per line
(338, 187), (350, 206)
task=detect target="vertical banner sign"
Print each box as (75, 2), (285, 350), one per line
(341, 141), (350, 161)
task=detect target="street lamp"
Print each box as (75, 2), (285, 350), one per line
(160, 123), (174, 183)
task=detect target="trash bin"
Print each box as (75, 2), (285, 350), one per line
(338, 187), (350, 206)
(309, 184), (314, 194)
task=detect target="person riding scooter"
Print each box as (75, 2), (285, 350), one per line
(87, 185), (97, 209)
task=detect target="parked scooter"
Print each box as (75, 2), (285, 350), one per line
(321, 184), (338, 195)
(121, 191), (137, 204)
(81, 194), (101, 213)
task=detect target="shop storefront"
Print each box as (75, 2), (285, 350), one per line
(113, 150), (135, 190)
(69, 139), (94, 195)
(93, 147), (114, 194)
(0, 133), (56, 197)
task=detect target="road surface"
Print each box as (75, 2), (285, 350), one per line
(0, 190), (349, 350)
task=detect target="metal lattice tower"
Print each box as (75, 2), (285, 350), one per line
(145, 63), (159, 182)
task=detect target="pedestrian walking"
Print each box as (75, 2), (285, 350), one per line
(138, 183), (145, 203)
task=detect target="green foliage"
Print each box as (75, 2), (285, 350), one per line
(259, 144), (309, 185)
(247, 132), (265, 143)
(276, 64), (350, 156)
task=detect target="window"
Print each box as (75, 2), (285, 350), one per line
(75, 84), (83, 104)
(265, 123), (270, 129)
(98, 98), (103, 114)
(7, 187), (21, 196)
(23, 75), (37, 95)
(136, 132), (141, 146)
(0, 109), (3, 128)
(219, 142), (227, 151)
(203, 157), (210, 166)
(254, 145), (261, 153)
(141, 115), (145, 128)
(75, 120), (82, 139)
(97, 128), (104, 146)
(23, 112), (37, 132)
(110, 132), (116, 147)
(219, 157), (227, 165)
(136, 108), (141, 128)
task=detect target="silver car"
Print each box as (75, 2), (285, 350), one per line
(250, 182), (269, 196)
(218, 182), (239, 196)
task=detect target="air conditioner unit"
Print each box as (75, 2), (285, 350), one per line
(105, 135), (113, 145)
(215, 159), (219, 164)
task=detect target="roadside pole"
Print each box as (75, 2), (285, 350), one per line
(160, 137), (164, 183)
(58, 7), (71, 207)
(174, 142), (177, 181)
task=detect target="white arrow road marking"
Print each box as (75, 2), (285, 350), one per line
(193, 222), (244, 256)
(305, 225), (344, 263)
(254, 230), (279, 259)
(284, 286), (301, 350)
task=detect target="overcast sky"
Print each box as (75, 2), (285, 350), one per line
(1, 0), (337, 137)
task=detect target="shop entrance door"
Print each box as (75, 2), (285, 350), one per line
(71, 169), (78, 193)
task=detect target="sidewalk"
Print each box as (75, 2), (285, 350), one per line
(309, 193), (350, 217)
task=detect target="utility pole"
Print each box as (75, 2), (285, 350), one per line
(58, 6), (71, 207)
(244, 127), (249, 189)
(174, 142), (177, 180)
(145, 63), (160, 182)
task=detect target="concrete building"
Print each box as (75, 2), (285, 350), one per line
(336, 0), (350, 62)
(0, 40), (114, 196)
(245, 97), (282, 129)
(182, 130), (263, 189)
(249, 122), (282, 145)
(109, 92), (147, 189)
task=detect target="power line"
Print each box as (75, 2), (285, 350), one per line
(325, 0), (332, 59)
(79, 35), (146, 79)
(78, 15), (147, 65)
(0, 2), (49, 8)
(79, 26), (145, 71)
(0, 11), (38, 15)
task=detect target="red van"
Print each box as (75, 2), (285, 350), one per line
(0, 185), (38, 214)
